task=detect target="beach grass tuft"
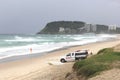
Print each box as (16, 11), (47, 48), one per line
(73, 48), (120, 78)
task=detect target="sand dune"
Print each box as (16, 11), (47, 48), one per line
(89, 69), (120, 80)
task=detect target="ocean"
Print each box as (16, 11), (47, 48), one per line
(0, 33), (117, 60)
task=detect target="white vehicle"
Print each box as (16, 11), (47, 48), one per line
(60, 50), (88, 63)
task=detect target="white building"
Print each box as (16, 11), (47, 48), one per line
(92, 24), (97, 32)
(84, 24), (91, 32)
(84, 24), (97, 32)
(108, 25), (117, 30)
(59, 27), (65, 32)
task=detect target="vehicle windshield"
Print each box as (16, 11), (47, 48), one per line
(66, 53), (70, 56)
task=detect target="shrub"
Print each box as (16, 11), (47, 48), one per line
(78, 63), (108, 77)
(73, 48), (120, 79)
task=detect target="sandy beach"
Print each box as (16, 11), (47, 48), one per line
(0, 39), (120, 80)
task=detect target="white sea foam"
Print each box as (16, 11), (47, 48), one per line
(5, 38), (39, 42)
(0, 34), (117, 60)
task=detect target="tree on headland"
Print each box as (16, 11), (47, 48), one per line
(37, 21), (120, 34)
(38, 21), (85, 34)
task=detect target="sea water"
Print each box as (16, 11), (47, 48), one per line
(0, 33), (117, 60)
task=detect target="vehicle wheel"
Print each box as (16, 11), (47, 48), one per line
(60, 59), (66, 63)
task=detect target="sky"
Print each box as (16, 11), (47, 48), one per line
(0, 0), (120, 34)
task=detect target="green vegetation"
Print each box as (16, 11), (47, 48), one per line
(38, 21), (85, 34)
(37, 21), (120, 34)
(73, 48), (120, 79)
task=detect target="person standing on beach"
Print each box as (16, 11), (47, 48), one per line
(30, 48), (32, 53)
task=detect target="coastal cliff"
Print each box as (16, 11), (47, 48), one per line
(37, 21), (120, 34)
(37, 21), (85, 34)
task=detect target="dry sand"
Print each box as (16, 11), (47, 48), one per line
(88, 68), (120, 80)
(0, 39), (120, 80)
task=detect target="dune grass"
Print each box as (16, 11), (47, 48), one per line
(73, 48), (120, 78)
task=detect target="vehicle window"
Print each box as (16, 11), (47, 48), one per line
(75, 52), (87, 55)
(72, 53), (74, 56)
(66, 53), (71, 56)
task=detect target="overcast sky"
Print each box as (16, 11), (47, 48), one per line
(0, 0), (120, 34)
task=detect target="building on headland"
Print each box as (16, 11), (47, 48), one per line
(38, 21), (120, 34)
(84, 24), (91, 32)
(92, 24), (97, 32)
(108, 25), (117, 31)
(59, 27), (65, 32)
(58, 23), (119, 34)
(83, 23), (119, 33)
(108, 25), (118, 33)
(96, 24), (109, 33)
(84, 24), (97, 32)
